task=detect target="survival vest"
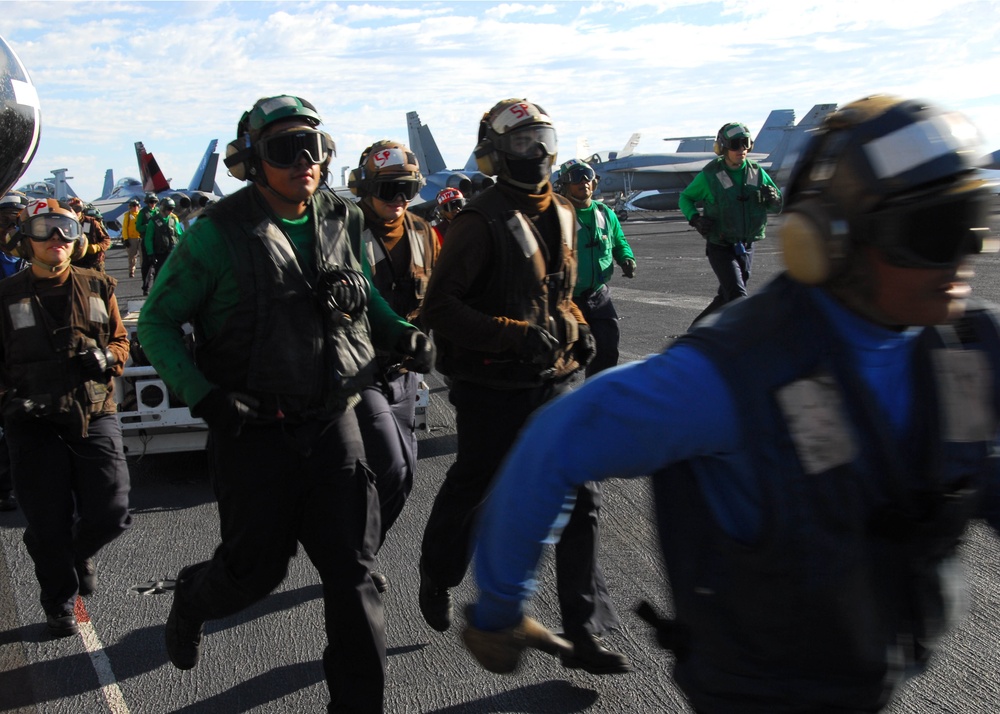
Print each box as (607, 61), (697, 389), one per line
(700, 156), (771, 246)
(362, 212), (437, 324)
(650, 274), (999, 713)
(150, 213), (179, 257)
(0, 267), (119, 435)
(574, 201), (619, 295)
(434, 187), (583, 388)
(194, 187), (376, 418)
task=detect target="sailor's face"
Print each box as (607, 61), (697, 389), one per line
(866, 247), (971, 326)
(371, 194), (407, 222)
(37, 234), (74, 266)
(567, 179), (594, 203)
(724, 147), (747, 168)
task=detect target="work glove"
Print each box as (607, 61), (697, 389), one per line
(191, 388), (260, 438)
(79, 347), (117, 381)
(396, 328), (435, 373)
(760, 184), (780, 207)
(574, 324), (597, 368)
(689, 215), (714, 237)
(520, 325), (560, 366)
(461, 607), (572, 674)
(621, 258), (636, 279)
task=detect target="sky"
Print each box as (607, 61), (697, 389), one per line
(2, 0), (999, 202)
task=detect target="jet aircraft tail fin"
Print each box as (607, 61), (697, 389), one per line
(187, 139), (220, 193)
(135, 141), (171, 194)
(407, 111), (447, 176)
(763, 103), (837, 186)
(100, 169), (114, 200)
(619, 133), (641, 158)
(752, 109), (795, 156)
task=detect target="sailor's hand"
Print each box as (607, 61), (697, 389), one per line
(760, 184), (781, 207)
(621, 258), (636, 278)
(191, 389), (259, 437)
(520, 325), (560, 365)
(461, 607), (572, 674)
(79, 347), (117, 381)
(396, 328), (435, 373)
(689, 215), (714, 237)
(573, 324), (597, 368)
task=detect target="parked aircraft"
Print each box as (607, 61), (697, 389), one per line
(91, 139), (224, 228)
(15, 167), (79, 201)
(405, 110), (494, 217)
(588, 104), (836, 213)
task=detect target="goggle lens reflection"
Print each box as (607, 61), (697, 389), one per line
(258, 131), (332, 168)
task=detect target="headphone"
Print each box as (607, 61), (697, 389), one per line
(713, 122), (753, 156)
(224, 110), (256, 182)
(776, 126), (862, 285)
(473, 111), (500, 177)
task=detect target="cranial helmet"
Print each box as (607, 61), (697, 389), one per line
(0, 36), (41, 198)
(128, 197), (140, 207)
(0, 191), (28, 212)
(436, 187), (464, 209)
(778, 95), (995, 285)
(474, 98), (558, 190)
(144, 192), (158, 204)
(161, 197), (176, 209)
(348, 140), (425, 200)
(554, 158), (598, 194)
(224, 95), (335, 183)
(18, 198), (88, 270)
(713, 122), (753, 155)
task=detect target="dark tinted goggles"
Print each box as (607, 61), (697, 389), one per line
(875, 188), (994, 269)
(373, 180), (421, 203)
(257, 130), (333, 168)
(440, 199), (465, 213)
(498, 125), (558, 159)
(564, 165), (596, 184)
(726, 137), (751, 150)
(23, 214), (82, 243)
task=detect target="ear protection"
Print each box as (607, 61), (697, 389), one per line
(348, 142), (424, 197)
(346, 143), (371, 197)
(474, 111), (499, 177)
(224, 110), (254, 181)
(776, 129), (856, 285)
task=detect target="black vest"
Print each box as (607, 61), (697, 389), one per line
(194, 187), (375, 417)
(654, 275), (1000, 712)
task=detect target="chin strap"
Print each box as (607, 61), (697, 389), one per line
(30, 257), (70, 273)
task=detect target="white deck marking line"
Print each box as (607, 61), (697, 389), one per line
(74, 597), (131, 714)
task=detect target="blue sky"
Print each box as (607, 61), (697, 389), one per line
(3, 0), (999, 201)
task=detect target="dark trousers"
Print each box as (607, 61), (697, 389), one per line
(692, 241), (754, 327)
(573, 284), (621, 377)
(6, 414), (132, 616)
(421, 379), (620, 637)
(141, 252), (167, 293)
(176, 412), (385, 714)
(0, 430), (12, 498)
(356, 370), (419, 550)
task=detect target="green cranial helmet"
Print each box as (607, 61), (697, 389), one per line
(714, 122), (753, 154)
(244, 95), (322, 142)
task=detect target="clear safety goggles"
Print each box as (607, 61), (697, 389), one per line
(564, 165), (596, 184)
(874, 187), (995, 268)
(497, 125), (558, 160)
(22, 213), (82, 243)
(373, 179), (421, 203)
(257, 130), (335, 168)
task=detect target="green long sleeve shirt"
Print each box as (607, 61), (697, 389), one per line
(137, 200), (411, 411)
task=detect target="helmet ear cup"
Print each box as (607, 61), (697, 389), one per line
(347, 168), (362, 197)
(474, 139), (498, 176)
(713, 139), (724, 156)
(224, 137), (251, 182)
(72, 233), (89, 262)
(778, 199), (851, 285)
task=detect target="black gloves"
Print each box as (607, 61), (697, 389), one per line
(191, 388), (260, 437)
(79, 347), (117, 381)
(760, 184), (780, 207)
(396, 328), (436, 373)
(574, 324), (597, 368)
(621, 259), (636, 279)
(689, 215), (714, 237)
(520, 325), (559, 365)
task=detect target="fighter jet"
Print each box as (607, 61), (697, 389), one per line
(16, 168), (79, 201)
(405, 110), (494, 217)
(90, 139), (225, 227)
(587, 104), (837, 214)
